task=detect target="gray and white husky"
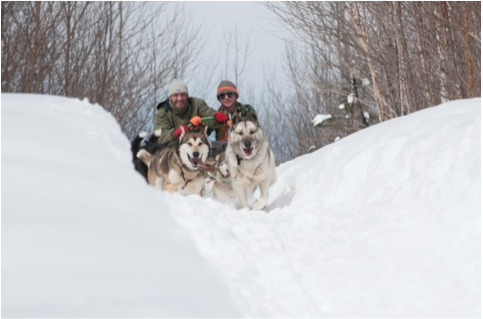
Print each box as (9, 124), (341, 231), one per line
(211, 152), (235, 203)
(137, 126), (211, 196)
(225, 110), (277, 210)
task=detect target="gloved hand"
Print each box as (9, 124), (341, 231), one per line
(213, 112), (229, 124)
(173, 125), (190, 139)
(190, 116), (202, 127)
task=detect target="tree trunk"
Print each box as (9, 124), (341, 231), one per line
(410, 2), (436, 108)
(392, 2), (414, 115)
(344, 2), (391, 121)
(463, 10), (475, 98)
(26, 2), (42, 93)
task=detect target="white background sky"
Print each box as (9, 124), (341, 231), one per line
(184, 1), (290, 105)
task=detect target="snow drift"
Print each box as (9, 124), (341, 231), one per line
(2, 93), (480, 317)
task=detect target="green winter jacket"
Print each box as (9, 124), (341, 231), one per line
(154, 97), (218, 144)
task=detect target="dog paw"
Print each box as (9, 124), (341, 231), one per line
(252, 198), (267, 211)
(136, 149), (151, 166)
(136, 149), (146, 158)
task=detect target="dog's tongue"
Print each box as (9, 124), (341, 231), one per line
(244, 148), (253, 156)
(191, 157), (208, 169)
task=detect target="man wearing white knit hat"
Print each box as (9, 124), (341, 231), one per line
(154, 79), (223, 144)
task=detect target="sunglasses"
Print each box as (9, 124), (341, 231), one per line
(218, 92), (235, 99)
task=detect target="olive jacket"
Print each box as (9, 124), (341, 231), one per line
(154, 97), (218, 144)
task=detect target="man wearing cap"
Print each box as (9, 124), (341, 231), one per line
(154, 79), (228, 144)
(214, 80), (255, 141)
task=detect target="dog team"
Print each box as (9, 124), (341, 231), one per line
(131, 79), (277, 210)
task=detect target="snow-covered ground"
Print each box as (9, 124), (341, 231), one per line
(2, 94), (481, 317)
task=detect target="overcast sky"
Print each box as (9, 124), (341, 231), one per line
(183, 1), (290, 104)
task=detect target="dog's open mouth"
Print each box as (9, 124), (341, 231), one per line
(188, 154), (207, 169)
(243, 148), (253, 156)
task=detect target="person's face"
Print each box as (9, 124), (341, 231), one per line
(218, 92), (237, 113)
(170, 93), (188, 108)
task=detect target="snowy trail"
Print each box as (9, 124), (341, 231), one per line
(170, 99), (481, 317)
(2, 94), (480, 317)
(172, 202), (321, 317)
(172, 199), (480, 317)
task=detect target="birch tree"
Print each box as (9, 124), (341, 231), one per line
(263, 1), (480, 161)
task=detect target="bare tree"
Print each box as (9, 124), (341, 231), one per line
(263, 1), (481, 161)
(2, 1), (205, 140)
(189, 25), (256, 111)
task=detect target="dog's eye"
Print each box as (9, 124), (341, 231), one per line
(250, 130), (256, 135)
(188, 142), (193, 146)
(237, 131), (243, 136)
(198, 142), (202, 146)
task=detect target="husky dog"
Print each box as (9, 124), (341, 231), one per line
(131, 129), (165, 182)
(211, 152), (235, 203)
(225, 110), (277, 210)
(137, 126), (211, 195)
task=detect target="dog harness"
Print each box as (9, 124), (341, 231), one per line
(179, 162), (197, 190)
(234, 166), (261, 182)
(233, 153), (267, 182)
(167, 151), (193, 191)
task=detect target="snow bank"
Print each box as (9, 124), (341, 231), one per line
(1, 94), (239, 318)
(266, 98), (481, 316)
(2, 94), (480, 317)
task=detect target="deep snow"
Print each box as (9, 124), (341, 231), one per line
(1, 93), (481, 317)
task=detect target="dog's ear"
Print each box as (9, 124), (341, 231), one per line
(246, 109), (259, 125)
(231, 111), (240, 128)
(148, 129), (161, 143)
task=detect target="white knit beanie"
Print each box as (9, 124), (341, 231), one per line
(168, 79), (189, 97)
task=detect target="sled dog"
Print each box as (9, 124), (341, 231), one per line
(225, 110), (276, 210)
(131, 129), (165, 182)
(211, 152), (235, 203)
(137, 126), (211, 195)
